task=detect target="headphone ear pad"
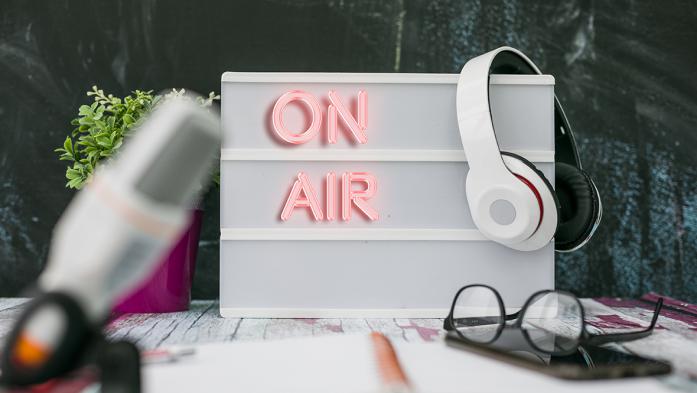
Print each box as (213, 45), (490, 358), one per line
(555, 162), (599, 251)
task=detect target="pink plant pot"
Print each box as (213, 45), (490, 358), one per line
(113, 209), (203, 313)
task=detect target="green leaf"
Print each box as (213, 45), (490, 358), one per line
(122, 113), (134, 125)
(78, 105), (92, 116)
(95, 132), (112, 148)
(94, 119), (107, 131)
(57, 152), (73, 162)
(63, 136), (73, 154)
(66, 167), (81, 180)
(67, 177), (84, 189)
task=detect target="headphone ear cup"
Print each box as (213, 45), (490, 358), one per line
(554, 162), (600, 252)
(500, 151), (560, 251)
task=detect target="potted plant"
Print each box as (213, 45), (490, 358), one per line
(55, 86), (219, 313)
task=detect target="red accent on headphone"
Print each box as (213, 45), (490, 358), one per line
(514, 174), (543, 231)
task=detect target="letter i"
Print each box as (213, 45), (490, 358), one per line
(326, 171), (336, 221)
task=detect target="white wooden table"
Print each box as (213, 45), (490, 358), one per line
(0, 299), (443, 351)
(107, 301), (445, 349)
(2, 296), (697, 382)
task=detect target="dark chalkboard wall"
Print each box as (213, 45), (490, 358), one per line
(1, 1), (696, 301)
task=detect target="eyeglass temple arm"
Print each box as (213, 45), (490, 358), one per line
(444, 310), (520, 330)
(583, 298), (663, 346)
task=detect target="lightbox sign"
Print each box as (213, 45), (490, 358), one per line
(220, 73), (555, 318)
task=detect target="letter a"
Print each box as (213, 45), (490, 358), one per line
(280, 172), (324, 221)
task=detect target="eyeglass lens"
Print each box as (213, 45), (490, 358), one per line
(520, 292), (584, 353)
(451, 286), (504, 343)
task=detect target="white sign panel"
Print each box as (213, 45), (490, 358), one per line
(220, 73), (555, 318)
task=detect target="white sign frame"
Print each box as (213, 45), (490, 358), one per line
(220, 73), (555, 318)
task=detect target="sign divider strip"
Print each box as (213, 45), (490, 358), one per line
(220, 148), (554, 162)
(220, 228), (488, 241)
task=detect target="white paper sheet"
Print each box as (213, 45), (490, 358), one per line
(144, 335), (673, 393)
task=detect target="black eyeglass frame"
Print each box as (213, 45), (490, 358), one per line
(443, 284), (663, 356)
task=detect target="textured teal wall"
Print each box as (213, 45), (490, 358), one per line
(1, 0), (696, 301)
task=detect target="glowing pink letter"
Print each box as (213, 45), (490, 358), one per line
(281, 172), (324, 221)
(341, 172), (379, 221)
(326, 171), (336, 221)
(272, 90), (322, 144)
(327, 90), (368, 144)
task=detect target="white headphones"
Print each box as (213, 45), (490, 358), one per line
(458, 46), (601, 252)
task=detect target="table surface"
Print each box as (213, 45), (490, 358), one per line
(107, 301), (446, 349)
(0, 298), (444, 350)
(2, 295), (697, 382)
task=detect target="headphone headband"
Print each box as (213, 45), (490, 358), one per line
(459, 46), (582, 170)
(457, 47), (562, 250)
(456, 47), (550, 246)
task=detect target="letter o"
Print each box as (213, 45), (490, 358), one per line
(271, 90), (322, 144)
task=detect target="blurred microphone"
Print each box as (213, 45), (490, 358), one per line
(0, 94), (220, 387)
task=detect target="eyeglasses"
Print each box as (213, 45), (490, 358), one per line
(444, 285), (663, 355)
